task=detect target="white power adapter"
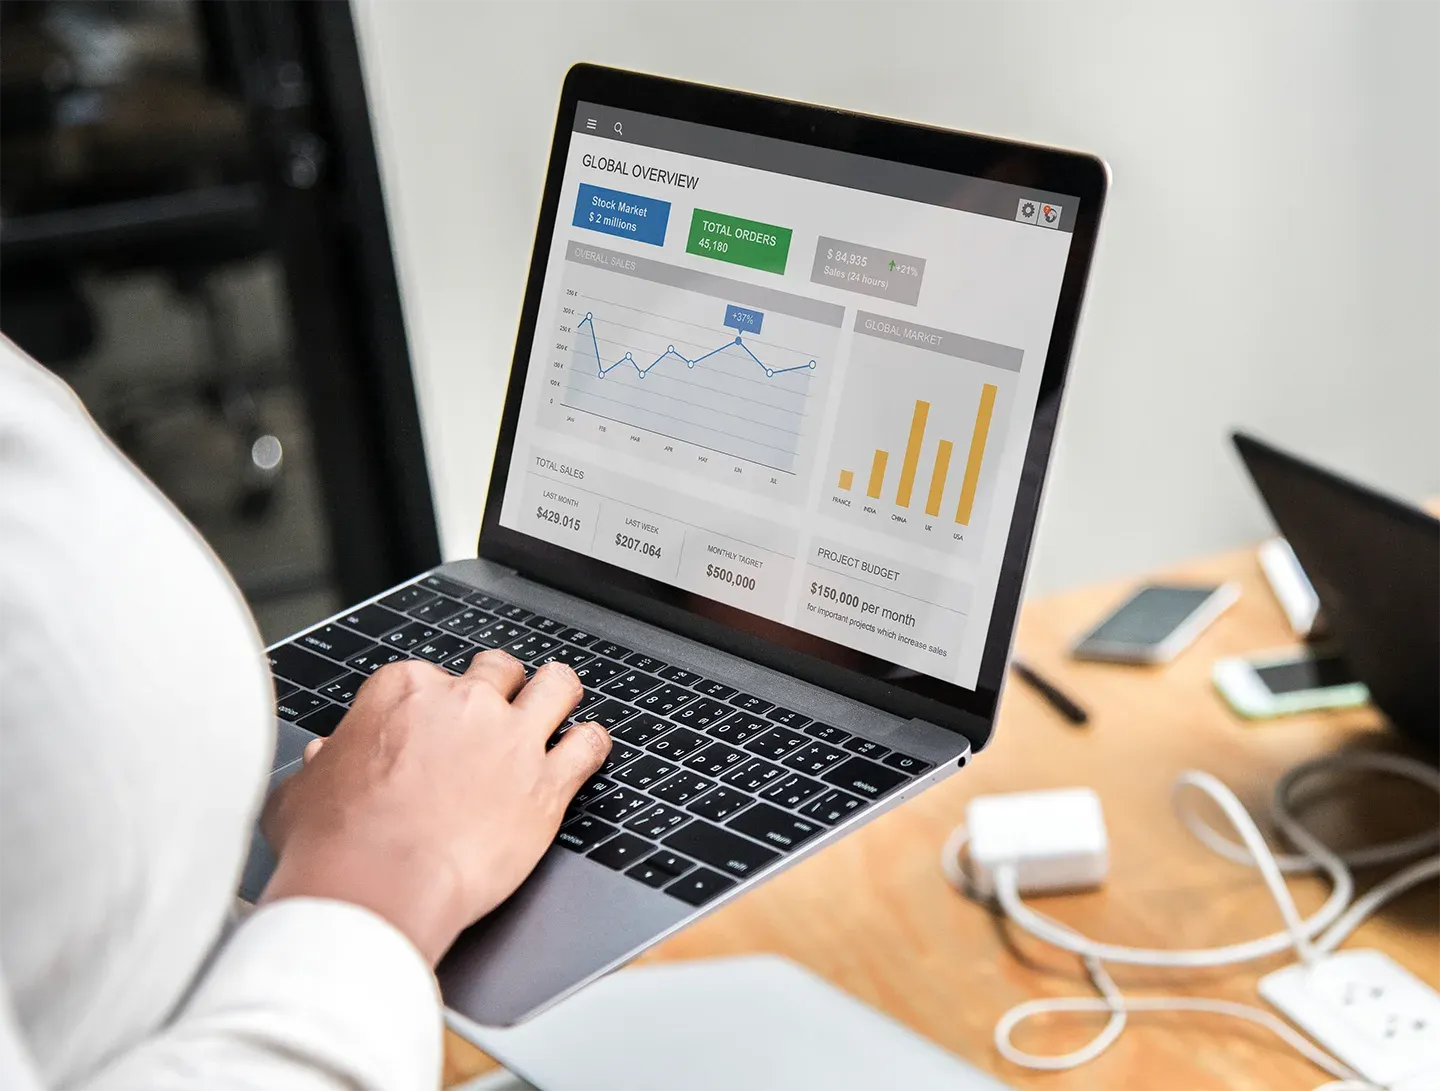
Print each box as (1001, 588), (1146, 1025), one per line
(963, 787), (1109, 899)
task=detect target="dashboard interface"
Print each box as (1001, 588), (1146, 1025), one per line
(499, 102), (1078, 690)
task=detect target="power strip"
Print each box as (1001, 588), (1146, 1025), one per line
(1260, 949), (1440, 1087)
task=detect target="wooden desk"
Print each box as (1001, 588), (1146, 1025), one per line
(443, 545), (1438, 1090)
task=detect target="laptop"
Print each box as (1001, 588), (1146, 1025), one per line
(242, 64), (1108, 1028)
(1232, 431), (1439, 755)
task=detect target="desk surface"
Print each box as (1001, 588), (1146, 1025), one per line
(443, 544), (1438, 1090)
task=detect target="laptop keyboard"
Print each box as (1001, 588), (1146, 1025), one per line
(266, 574), (933, 908)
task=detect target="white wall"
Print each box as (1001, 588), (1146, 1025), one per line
(353, 0), (1439, 595)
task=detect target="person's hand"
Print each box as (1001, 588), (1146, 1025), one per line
(259, 650), (610, 965)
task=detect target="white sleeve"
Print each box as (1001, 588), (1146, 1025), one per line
(66, 900), (443, 1091)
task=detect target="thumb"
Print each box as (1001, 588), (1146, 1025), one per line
(545, 721), (611, 800)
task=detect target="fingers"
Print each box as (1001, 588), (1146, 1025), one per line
(545, 721), (611, 798)
(303, 738), (325, 764)
(510, 661), (584, 730)
(463, 649), (527, 700)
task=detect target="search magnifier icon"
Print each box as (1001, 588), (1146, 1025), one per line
(614, 121), (623, 135)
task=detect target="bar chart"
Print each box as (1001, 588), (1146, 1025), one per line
(823, 312), (1021, 556)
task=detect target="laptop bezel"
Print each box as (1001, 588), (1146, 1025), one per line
(476, 63), (1107, 748)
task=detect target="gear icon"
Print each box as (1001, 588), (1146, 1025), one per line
(1022, 201), (1036, 218)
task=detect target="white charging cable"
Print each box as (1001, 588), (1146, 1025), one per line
(941, 751), (1440, 1087)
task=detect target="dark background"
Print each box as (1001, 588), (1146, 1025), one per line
(0, 0), (437, 641)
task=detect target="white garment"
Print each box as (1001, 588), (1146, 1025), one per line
(0, 339), (442, 1090)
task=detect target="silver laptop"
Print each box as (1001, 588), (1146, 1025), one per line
(242, 64), (1108, 1028)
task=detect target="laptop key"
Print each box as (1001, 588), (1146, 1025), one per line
(440, 607), (494, 636)
(572, 775), (615, 806)
(384, 621), (441, 651)
(464, 591), (505, 611)
(409, 596), (465, 624)
(557, 814), (617, 852)
(338, 603), (408, 639)
(627, 858), (689, 888)
(671, 696), (731, 730)
(273, 679), (299, 701)
(601, 669), (663, 702)
(657, 664), (703, 686)
(624, 652), (667, 672)
(298, 701), (346, 737)
(625, 802), (689, 838)
(664, 867), (737, 906)
(598, 742), (643, 777)
(765, 706), (813, 730)
(727, 803), (821, 852)
(591, 640), (631, 660)
(634, 682), (697, 716)
(782, 740), (850, 776)
(722, 756), (787, 793)
(585, 786), (650, 823)
(663, 819), (778, 879)
(612, 754), (679, 791)
(686, 785), (752, 823)
(647, 727), (708, 760)
(269, 643), (347, 689)
(843, 737), (890, 760)
(708, 712), (770, 745)
(277, 690), (327, 721)
(882, 751), (933, 775)
(419, 574), (472, 598)
(692, 679), (738, 700)
(471, 621), (528, 648)
(803, 722), (852, 744)
(345, 646), (407, 675)
(379, 586), (437, 612)
(800, 788), (866, 826)
(504, 632), (561, 661)
(572, 656), (627, 687)
(647, 850), (693, 877)
(728, 692), (775, 715)
(743, 726), (809, 761)
(822, 756), (908, 800)
(527, 615), (563, 634)
(318, 671), (367, 704)
(580, 698), (637, 730)
(556, 626), (599, 647)
(534, 643), (593, 670)
(299, 624), (374, 662)
(649, 771), (714, 806)
(684, 741), (748, 778)
(610, 712), (671, 746)
(495, 603), (534, 622)
(412, 634), (471, 664)
(587, 832), (654, 870)
(442, 647), (481, 674)
(761, 772), (826, 809)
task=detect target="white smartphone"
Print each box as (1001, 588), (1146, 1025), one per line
(1071, 583), (1240, 664)
(1212, 646), (1368, 719)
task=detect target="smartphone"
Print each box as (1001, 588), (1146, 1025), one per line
(1212, 646), (1368, 719)
(1071, 583), (1240, 664)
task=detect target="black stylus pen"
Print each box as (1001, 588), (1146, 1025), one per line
(1011, 659), (1090, 725)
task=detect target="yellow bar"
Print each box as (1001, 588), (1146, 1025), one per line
(955, 384), (998, 525)
(925, 439), (953, 517)
(866, 450), (889, 499)
(838, 469), (854, 491)
(895, 399), (931, 508)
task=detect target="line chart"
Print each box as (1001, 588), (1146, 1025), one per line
(576, 312), (817, 381)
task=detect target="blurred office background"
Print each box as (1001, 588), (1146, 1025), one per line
(0, 0), (437, 640)
(354, 0), (1439, 595)
(4, 0), (1436, 616)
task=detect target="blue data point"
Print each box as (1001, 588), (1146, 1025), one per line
(734, 336), (743, 345)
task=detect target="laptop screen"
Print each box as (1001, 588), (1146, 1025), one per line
(496, 100), (1079, 694)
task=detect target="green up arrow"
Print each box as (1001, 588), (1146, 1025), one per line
(888, 259), (896, 271)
